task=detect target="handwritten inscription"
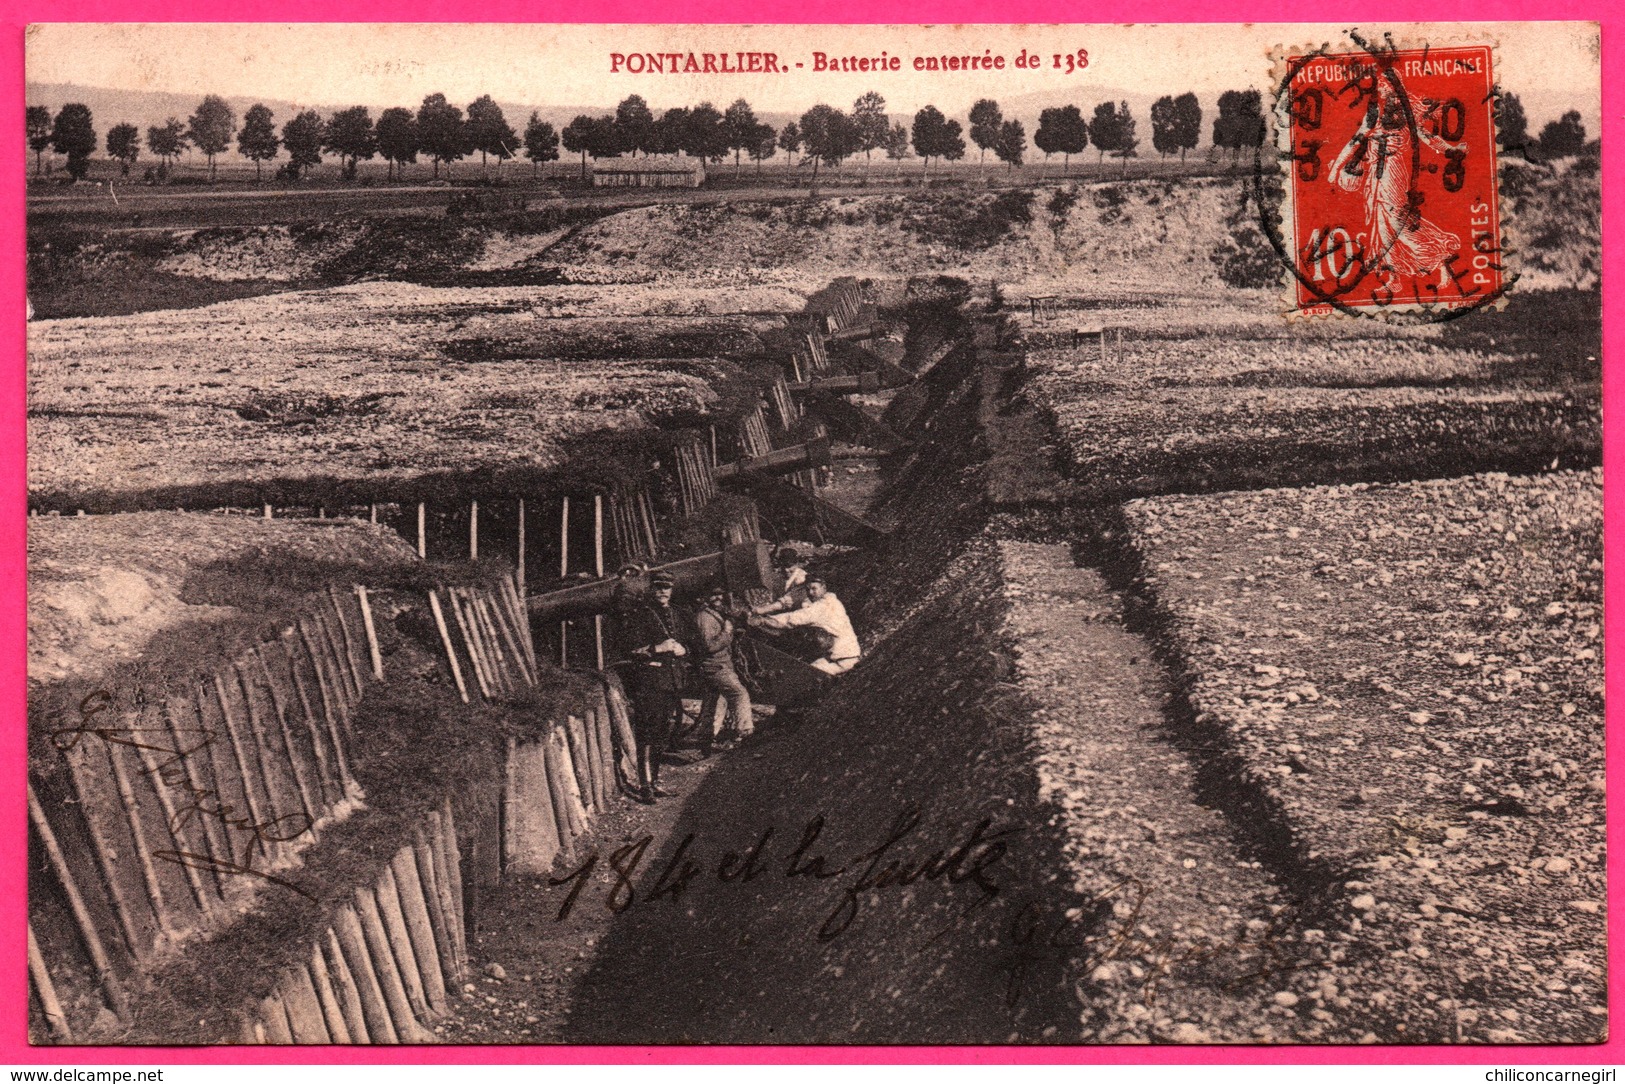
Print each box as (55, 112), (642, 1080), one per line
(50, 688), (315, 895)
(549, 805), (1021, 942)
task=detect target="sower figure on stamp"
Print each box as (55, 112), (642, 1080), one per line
(611, 569), (687, 804)
(1329, 72), (1463, 292)
(690, 583), (754, 757)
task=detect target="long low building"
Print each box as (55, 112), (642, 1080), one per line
(591, 153), (706, 188)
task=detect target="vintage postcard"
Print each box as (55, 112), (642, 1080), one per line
(22, 21), (1603, 1050)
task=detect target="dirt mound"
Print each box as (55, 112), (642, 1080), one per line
(27, 282), (783, 509)
(27, 512), (417, 688)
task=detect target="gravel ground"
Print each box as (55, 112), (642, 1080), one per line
(1122, 469), (1605, 1042)
(27, 282), (787, 506)
(999, 540), (1346, 1043)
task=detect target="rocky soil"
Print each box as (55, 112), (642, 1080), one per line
(26, 283), (795, 508)
(1121, 469), (1605, 1042)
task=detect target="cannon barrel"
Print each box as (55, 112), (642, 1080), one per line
(829, 323), (883, 343)
(527, 541), (776, 623)
(787, 373), (881, 395)
(713, 436), (831, 482)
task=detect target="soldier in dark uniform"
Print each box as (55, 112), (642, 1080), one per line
(612, 570), (687, 804)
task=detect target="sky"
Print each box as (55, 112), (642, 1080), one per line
(26, 22), (1600, 117)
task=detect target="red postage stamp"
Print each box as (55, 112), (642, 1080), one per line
(1275, 40), (1505, 317)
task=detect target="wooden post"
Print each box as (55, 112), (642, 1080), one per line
(540, 731), (578, 861)
(308, 941), (352, 1044)
(473, 591), (514, 695)
(417, 503), (427, 560)
(212, 673), (276, 866)
(234, 660), (308, 845)
(306, 611), (355, 720)
(427, 591), (469, 704)
(469, 501), (478, 561)
(559, 496), (571, 666)
(474, 595), (521, 690)
(196, 681), (255, 881)
(248, 652), (321, 837)
(355, 586), (385, 681)
(321, 928), (371, 1044)
(29, 924), (73, 1042)
(485, 589), (534, 687)
(283, 966), (332, 1044)
(326, 589), (368, 695)
(297, 619), (351, 747)
(264, 503), (273, 520)
(132, 738), (214, 916)
(559, 496), (570, 578)
(58, 743), (146, 959)
(437, 799), (468, 974)
(579, 710), (604, 811)
(369, 504), (378, 525)
(27, 785), (127, 1018)
(446, 589), (492, 700)
(562, 714), (597, 813)
(412, 827), (457, 987)
(374, 864), (432, 1024)
(390, 846), (449, 1017)
(353, 886), (431, 1042)
(593, 495), (604, 575)
(502, 736), (517, 874)
(327, 604), (366, 710)
(500, 573), (538, 678)
(260, 991), (294, 1045)
(332, 905), (398, 1045)
(282, 636), (348, 804)
(516, 498), (527, 598)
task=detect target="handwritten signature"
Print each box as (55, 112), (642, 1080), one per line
(49, 688), (315, 895)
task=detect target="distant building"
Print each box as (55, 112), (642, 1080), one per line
(591, 153), (706, 188)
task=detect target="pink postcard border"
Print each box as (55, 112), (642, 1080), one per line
(1, 0), (1617, 1068)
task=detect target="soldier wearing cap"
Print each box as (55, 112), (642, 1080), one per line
(690, 582), (753, 755)
(754, 545), (810, 617)
(612, 568), (687, 803)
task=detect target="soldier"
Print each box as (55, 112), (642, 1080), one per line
(754, 545), (810, 617)
(613, 571), (687, 803)
(691, 583), (754, 756)
(751, 573), (861, 675)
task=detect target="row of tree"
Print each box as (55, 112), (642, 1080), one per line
(25, 94), (561, 182)
(25, 88), (1593, 185)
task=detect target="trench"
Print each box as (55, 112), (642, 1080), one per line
(416, 297), (1367, 1045)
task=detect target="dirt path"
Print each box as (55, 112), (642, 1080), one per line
(996, 541), (1347, 1043)
(433, 739), (727, 1043)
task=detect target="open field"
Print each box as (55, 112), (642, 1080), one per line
(26, 282), (798, 509)
(1021, 281), (1601, 502)
(1121, 469), (1604, 1042)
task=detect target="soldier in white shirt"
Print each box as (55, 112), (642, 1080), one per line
(751, 573), (861, 675)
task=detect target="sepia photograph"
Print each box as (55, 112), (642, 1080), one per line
(21, 21), (1604, 1048)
